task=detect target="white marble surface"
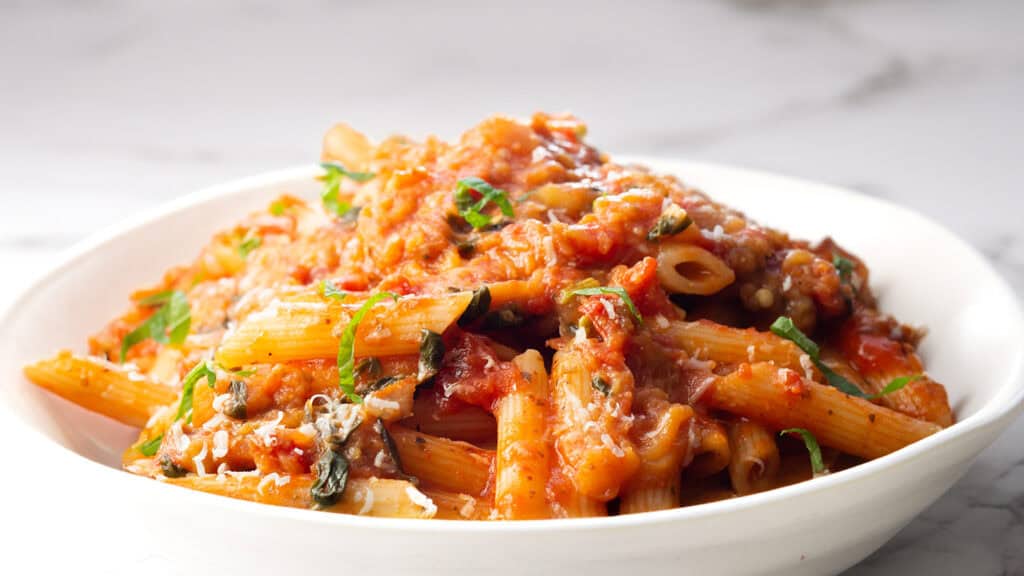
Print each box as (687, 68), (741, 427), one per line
(1, 1), (1022, 574)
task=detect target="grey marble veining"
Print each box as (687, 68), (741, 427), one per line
(1, 1), (1021, 574)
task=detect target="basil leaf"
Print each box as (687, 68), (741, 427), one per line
(310, 448), (349, 509)
(159, 454), (188, 478)
(321, 280), (347, 301)
(176, 360), (217, 422)
(869, 374), (922, 399)
(374, 418), (403, 473)
(453, 177), (514, 229)
(646, 205), (693, 242)
(223, 379), (248, 420)
(354, 357), (382, 379)
(320, 162), (373, 218)
(769, 316), (820, 359)
(270, 201), (287, 216)
(591, 375), (611, 396)
(120, 290), (191, 363)
(833, 255), (855, 285)
(418, 330), (445, 383)
(320, 161), (376, 183)
(457, 286), (491, 326)
(560, 286), (642, 324)
(780, 428), (826, 476)
(238, 234), (261, 258)
(482, 305), (526, 330)
(770, 316), (866, 398)
(337, 293), (399, 403)
(138, 435), (163, 457)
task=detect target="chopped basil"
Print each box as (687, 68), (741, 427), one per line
(591, 375), (611, 396)
(453, 177), (514, 229)
(320, 161), (374, 218)
(780, 428), (826, 476)
(418, 330), (445, 383)
(337, 293), (399, 403)
(833, 255), (855, 285)
(354, 357), (382, 379)
(869, 374), (922, 399)
(647, 205), (693, 242)
(770, 316), (867, 398)
(237, 233), (261, 258)
(176, 360), (217, 422)
(560, 286), (642, 324)
(374, 419), (403, 473)
(457, 286), (491, 326)
(483, 305), (526, 330)
(159, 454), (188, 478)
(321, 279), (347, 301)
(310, 448), (350, 509)
(138, 435), (163, 457)
(223, 379), (248, 420)
(120, 290), (191, 362)
(270, 201), (287, 216)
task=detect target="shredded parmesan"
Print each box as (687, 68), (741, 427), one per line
(405, 486), (438, 517)
(257, 472), (291, 495)
(193, 442), (209, 476)
(212, 393), (231, 413)
(782, 275), (793, 292)
(599, 298), (617, 319)
(364, 395), (401, 414)
(212, 430), (229, 459)
(373, 450), (387, 469)
(357, 486), (375, 515)
(600, 433), (626, 458)
(747, 345), (756, 362)
(254, 411), (284, 447)
(799, 354), (816, 381)
(458, 494), (476, 519)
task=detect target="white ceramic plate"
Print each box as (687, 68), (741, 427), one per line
(2, 159), (1021, 576)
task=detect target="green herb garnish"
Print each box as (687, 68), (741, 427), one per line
(418, 330), (445, 383)
(159, 454), (188, 478)
(320, 161), (374, 218)
(270, 201), (287, 216)
(457, 286), (491, 326)
(770, 316), (866, 398)
(238, 233), (261, 258)
(138, 435), (163, 457)
(591, 375), (611, 396)
(833, 255), (855, 285)
(310, 448), (350, 509)
(337, 293), (399, 403)
(176, 360), (218, 423)
(780, 428), (826, 476)
(321, 279), (347, 301)
(120, 290), (191, 363)
(560, 286), (643, 324)
(223, 379), (248, 420)
(647, 204), (693, 242)
(869, 374), (922, 399)
(453, 177), (514, 229)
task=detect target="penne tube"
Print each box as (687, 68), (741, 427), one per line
(727, 421), (781, 496)
(404, 395), (497, 444)
(215, 292), (473, 368)
(704, 363), (941, 459)
(422, 489), (493, 520)
(551, 342), (639, 502)
(685, 417), (732, 479)
(388, 425), (494, 496)
(656, 242), (735, 295)
(653, 319), (806, 369)
(493, 350), (552, 519)
(165, 474), (437, 518)
(619, 388), (693, 514)
(24, 351), (178, 428)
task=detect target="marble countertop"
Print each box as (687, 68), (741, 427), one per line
(1, 1), (1021, 574)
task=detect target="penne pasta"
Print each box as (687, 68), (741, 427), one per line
(704, 363), (941, 459)
(727, 421), (781, 496)
(619, 388), (693, 514)
(24, 351), (178, 428)
(653, 319), (806, 369)
(215, 292), (473, 368)
(493, 350), (552, 519)
(388, 425), (494, 496)
(403, 395), (497, 444)
(656, 242), (735, 295)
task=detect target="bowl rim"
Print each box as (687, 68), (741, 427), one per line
(3, 158), (1022, 533)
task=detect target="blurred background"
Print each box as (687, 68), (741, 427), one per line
(1, 1), (1021, 574)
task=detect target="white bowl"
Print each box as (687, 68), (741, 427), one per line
(2, 159), (1021, 576)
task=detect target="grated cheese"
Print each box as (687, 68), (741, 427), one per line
(405, 486), (438, 518)
(212, 430), (229, 459)
(193, 441), (209, 476)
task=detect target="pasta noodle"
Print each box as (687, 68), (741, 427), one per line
(23, 113), (953, 520)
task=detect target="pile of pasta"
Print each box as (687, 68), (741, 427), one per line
(25, 113), (952, 520)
